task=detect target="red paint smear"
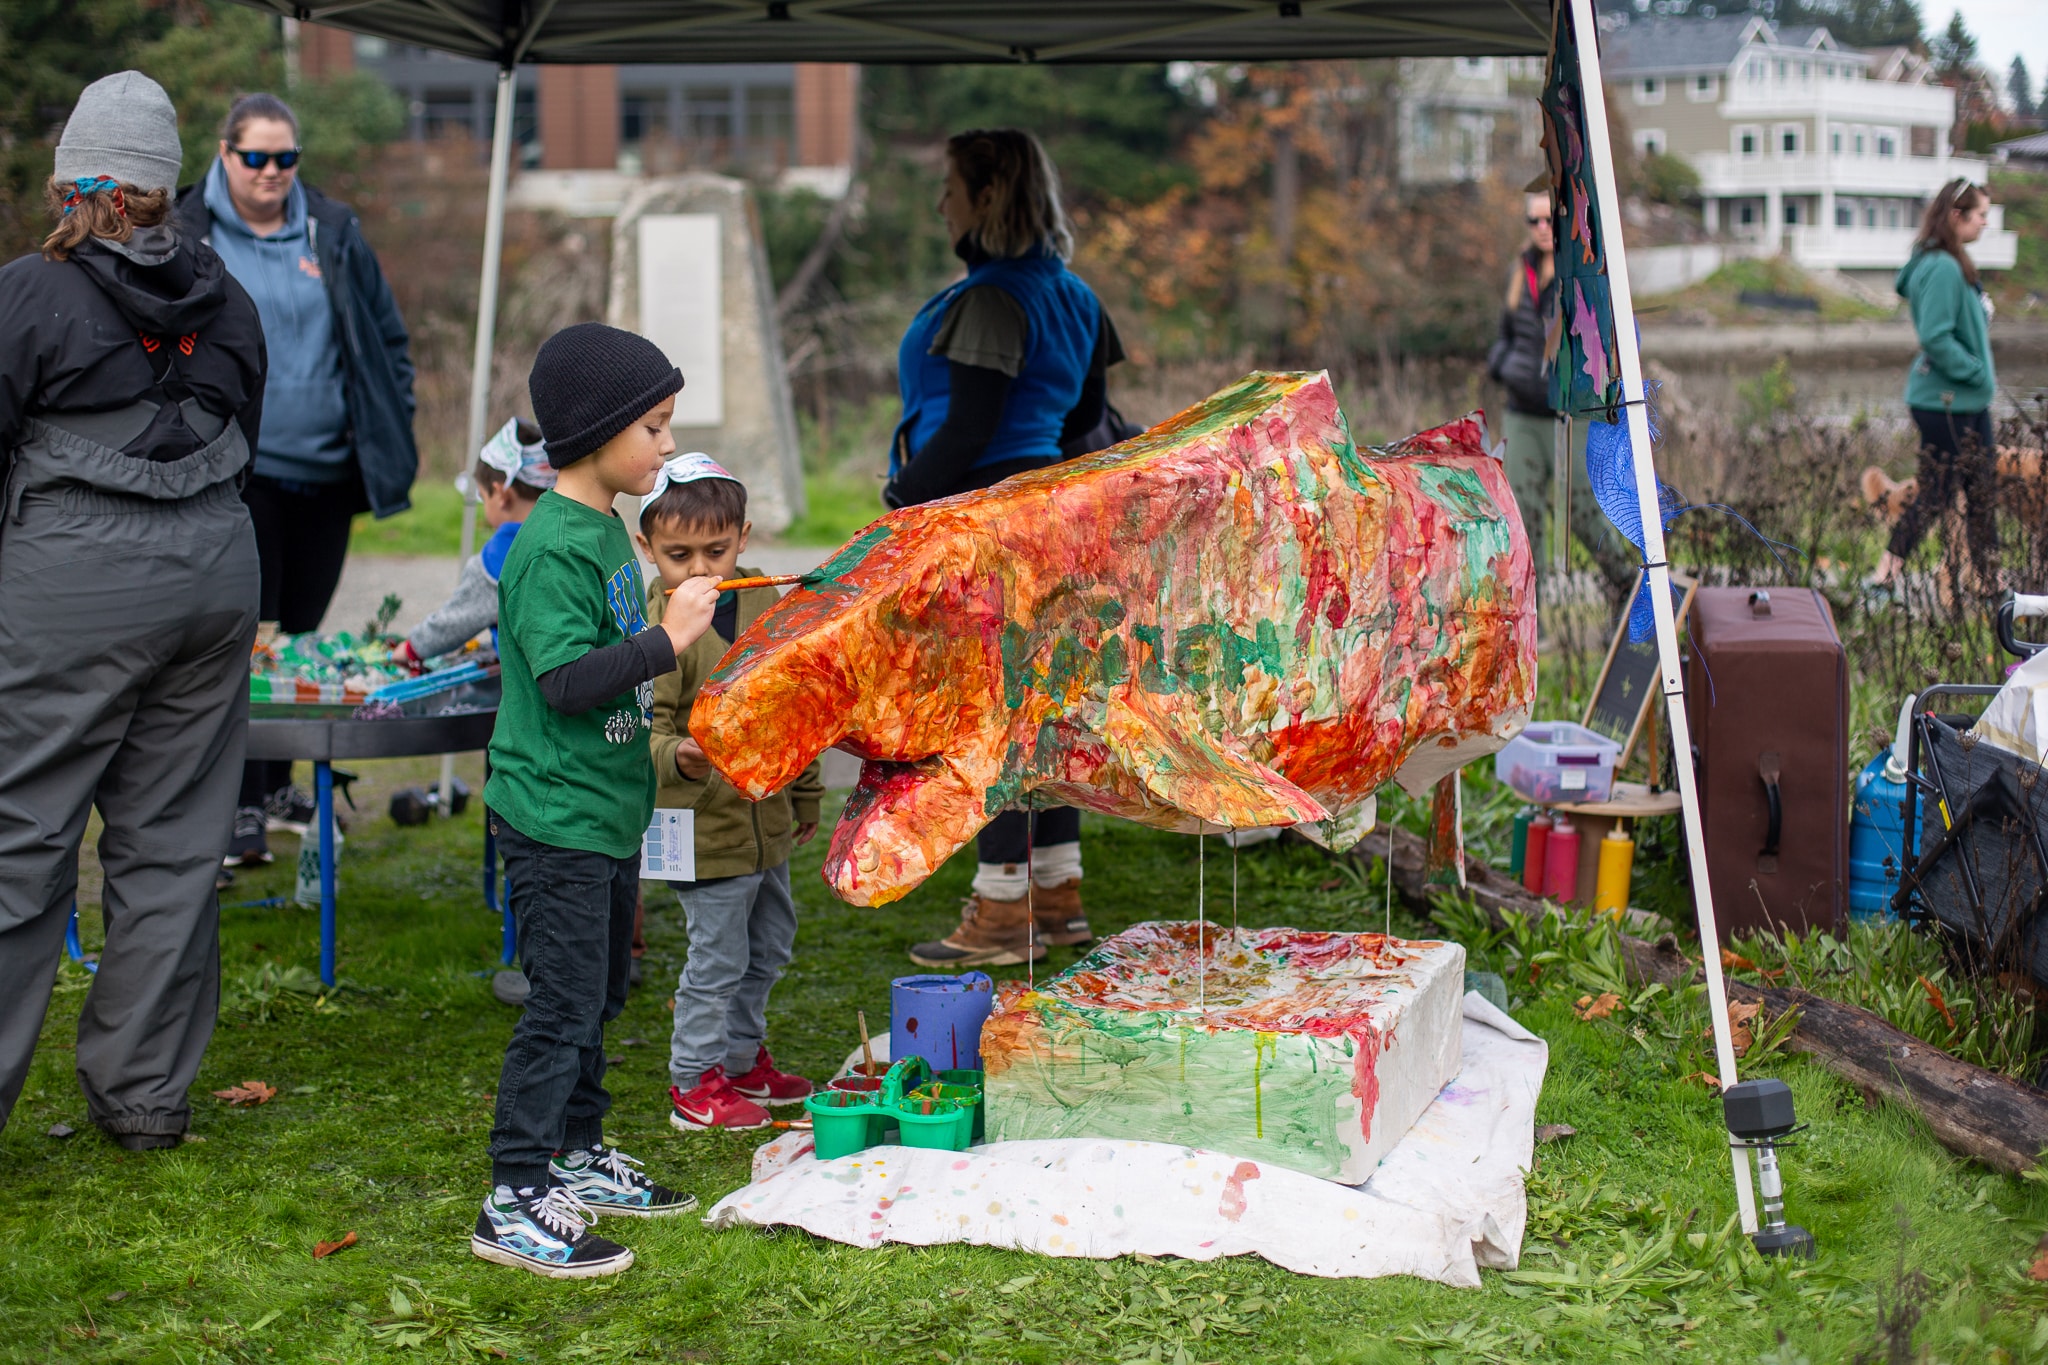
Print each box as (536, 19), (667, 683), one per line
(1218, 1161), (1261, 1222)
(1351, 1023), (1382, 1142)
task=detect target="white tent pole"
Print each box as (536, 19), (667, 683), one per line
(443, 63), (518, 815)
(1565, 0), (1757, 1233)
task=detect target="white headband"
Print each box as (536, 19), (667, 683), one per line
(646, 451), (741, 504)
(479, 417), (556, 490)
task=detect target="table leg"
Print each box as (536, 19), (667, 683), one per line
(66, 902), (97, 973)
(317, 761), (337, 987)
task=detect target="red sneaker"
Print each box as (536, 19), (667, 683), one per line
(668, 1067), (772, 1132)
(729, 1047), (814, 1106)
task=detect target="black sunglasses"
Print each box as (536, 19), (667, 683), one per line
(1525, 214), (1548, 225)
(228, 147), (301, 171)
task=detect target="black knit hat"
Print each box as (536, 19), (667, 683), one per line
(529, 323), (684, 468)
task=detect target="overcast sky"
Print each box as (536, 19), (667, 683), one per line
(1938, 0), (2048, 104)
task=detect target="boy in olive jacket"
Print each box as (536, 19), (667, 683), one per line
(637, 454), (825, 1132)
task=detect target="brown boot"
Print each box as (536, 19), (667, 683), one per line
(909, 892), (1047, 967)
(1030, 878), (1092, 946)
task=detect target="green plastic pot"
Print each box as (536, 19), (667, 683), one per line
(804, 1088), (880, 1160)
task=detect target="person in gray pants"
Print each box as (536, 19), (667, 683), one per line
(0, 73), (267, 1148)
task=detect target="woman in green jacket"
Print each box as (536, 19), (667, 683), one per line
(1870, 178), (1998, 595)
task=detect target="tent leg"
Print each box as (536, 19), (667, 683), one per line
(1566, 0), (1757, 1234)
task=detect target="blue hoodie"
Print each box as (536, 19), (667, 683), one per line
(202, 159), (352, 483)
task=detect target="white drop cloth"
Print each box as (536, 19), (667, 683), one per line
(704, 993), (1547, 1285)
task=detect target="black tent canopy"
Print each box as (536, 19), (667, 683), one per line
(237, 0), (1549, 66)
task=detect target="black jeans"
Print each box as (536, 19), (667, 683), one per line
(239, 474), (363, 807)
(1888, 408), (1999, 586)
(977, 807), (1080, 863)
(488, 817), (635, 1190)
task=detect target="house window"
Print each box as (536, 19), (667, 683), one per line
(1887, 204), (1901, 227)
(1637, 77), (1664, 104)
(1784, 200), (1800, 225)
(1836, 203), (1852, 227)
(1635, 129), (1666, 156)
(1737, 126), (1761, 157)
(1876, 131), (1896, 157)
(1458, 57), (1493, 77)
(1854, 130), (1866, 155)
(1799, 62), (1810, 79)
(1864, 204), (1877, 227)
(1778, 124), (1802, 157)
(1691, 74), (1717, 100)
(1739, 202), (1756, 226)
(1776, 60), (1787, 80)
(1909, 126), (1936, 157)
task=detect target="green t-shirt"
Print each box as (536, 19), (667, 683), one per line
(485, 491), (656, 859)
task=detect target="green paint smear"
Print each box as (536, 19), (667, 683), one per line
(811, 523), (895, 585)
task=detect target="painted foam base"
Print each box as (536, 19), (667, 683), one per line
(711, 993), (1546, 1285)
(980, 923), (1465, 1183)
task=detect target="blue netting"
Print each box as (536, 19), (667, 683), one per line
(1583, 390), (1686, 642)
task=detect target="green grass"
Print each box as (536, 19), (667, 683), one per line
(5, 754), (2046, 1363)
(350, 479), (468, 558)
(1644, 257), (1897, 324)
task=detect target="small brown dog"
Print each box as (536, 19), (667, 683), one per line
(1859, 447), (2044, 600)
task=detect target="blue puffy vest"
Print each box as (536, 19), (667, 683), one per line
(892, 250), (1100, 480)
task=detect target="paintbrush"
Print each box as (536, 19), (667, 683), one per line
(769, 1120), (813, 1130)
(857, 1009), (877, 1077)
(666, 573), (806, 595)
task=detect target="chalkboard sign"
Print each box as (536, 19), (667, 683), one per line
(1582, 575), (1695, 768)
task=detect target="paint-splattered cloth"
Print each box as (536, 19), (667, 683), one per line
(705, 993), (1546, 1285)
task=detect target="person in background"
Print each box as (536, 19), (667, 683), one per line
(174, 92), (417, 867)
(887, 127), (1123, 969)
(635, 454), (823, 1134)
(394, 419), (551, 667)
(1486, 184), (1631, 599)
(1867, 178), (2000, 600)
(0, 73), (265, 1149)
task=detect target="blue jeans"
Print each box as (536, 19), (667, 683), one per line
(666, 863), (797, 1088)
(488, 818), (634, 1190)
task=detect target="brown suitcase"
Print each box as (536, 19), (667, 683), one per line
(1686, 586), (1848, 938)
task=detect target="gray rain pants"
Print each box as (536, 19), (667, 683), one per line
(0, 480), (259, 1140)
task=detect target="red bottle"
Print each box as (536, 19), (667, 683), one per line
(1544, 816), (1582, 905)
(1521, 813), (1552, 894)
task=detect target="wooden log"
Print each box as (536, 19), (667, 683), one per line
(1361, 824), (2048, 1175)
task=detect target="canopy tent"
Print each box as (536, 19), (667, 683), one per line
(229, 0), (1760, 1236)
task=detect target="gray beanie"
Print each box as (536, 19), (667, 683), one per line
(55, 71), (184, 194)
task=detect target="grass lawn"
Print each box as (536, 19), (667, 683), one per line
(5, 755), (2046, 1364)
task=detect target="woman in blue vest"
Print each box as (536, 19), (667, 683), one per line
(889, 128), (1124, 971)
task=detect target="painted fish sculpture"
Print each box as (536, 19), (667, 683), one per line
(691, 371), (1536, 906)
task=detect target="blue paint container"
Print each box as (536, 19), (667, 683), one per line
(891, 972), (995, 1072)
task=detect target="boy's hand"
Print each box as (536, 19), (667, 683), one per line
(662, 576), (719, 655)
(674, 736), (713, 781)
(794, 821), (818, 846)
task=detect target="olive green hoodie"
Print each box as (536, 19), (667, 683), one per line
(647, 570), (824, 881)
(1896, 246), (1996, 413)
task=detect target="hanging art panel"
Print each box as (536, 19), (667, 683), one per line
(1541, 0), (1624, 419)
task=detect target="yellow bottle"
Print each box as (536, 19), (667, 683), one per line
(1594, 822), (1635, 918)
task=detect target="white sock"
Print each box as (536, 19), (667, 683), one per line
(972, 862), (1030, 901)
(1030, 841), (1082, 887)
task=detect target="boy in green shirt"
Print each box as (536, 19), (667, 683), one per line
(474, 324), (721, 1279)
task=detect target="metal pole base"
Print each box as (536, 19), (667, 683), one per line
(1752, 1225), (1817, 1258)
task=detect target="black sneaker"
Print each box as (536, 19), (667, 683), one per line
(262, 786), (318, 835)
(224, 806), (271, 867)
(472, 1185), (633, 1279)
(550, 1145), (697, 1217)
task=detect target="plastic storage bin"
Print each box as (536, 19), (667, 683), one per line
(1494, 722), (1623, 803)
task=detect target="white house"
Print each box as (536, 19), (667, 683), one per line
(1602, 15), (2016, 272)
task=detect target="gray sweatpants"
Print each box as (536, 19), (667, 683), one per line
(0, 484), (259, 1139)
(667, 863), (797, 1088)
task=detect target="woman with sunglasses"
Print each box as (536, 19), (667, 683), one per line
(174, 93), (418, 866)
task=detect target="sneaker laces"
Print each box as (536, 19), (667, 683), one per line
(527, 1184), (596, 1238)
(587, 1146), (647, 1187)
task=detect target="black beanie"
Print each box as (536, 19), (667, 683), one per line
(529, 323), (684, 468)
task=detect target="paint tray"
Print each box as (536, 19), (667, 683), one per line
(800, 1056), (975, 1159)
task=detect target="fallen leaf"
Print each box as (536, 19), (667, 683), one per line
(47, 1122), (75, 1139)
(1727, 1001), (1762, 1056)
(1721, 948), (1759, 973)
(1682, 1070), (1724, 1090)
(2029, 1232), (2048, 1282)
(1318, 878), (1344, 891)
(313, 1231), (357, 1260)
(1574, 992), (1622, 1021)
(104, 1291), (129, 1303)
(1535, 1123), (1577, 1143)
(1917, 975), (1958, 1031)
(212, 1080), (277, 1107)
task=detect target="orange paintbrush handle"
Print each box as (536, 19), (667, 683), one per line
(668, 573), (806, 595)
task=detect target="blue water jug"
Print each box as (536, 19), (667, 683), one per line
(1848, 750), (1912, 921)
(891, 972), (995, 1072)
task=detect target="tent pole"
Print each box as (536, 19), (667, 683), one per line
(444, 64), (517, 814)
(1564, 0), (1757, 1233)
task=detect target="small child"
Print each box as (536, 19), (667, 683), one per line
(636, 453), (824, 1132)
(393, 418), (551, 667)
(474, 324), (722, 1279)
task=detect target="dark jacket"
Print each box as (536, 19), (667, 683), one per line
(0, 229), (267, 485)
(174, 178), (416, 517)
(1486, 250), (1556, 416)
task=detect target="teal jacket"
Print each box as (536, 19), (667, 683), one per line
(1896, 247), (1995, 413)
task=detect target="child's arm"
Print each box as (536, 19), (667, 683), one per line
(534, 577), (718, 716)
(648, 608), (710, 791)
(403, 552), (497, 660)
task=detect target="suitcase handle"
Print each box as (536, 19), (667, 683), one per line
(1758, 751), (1782, 859)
